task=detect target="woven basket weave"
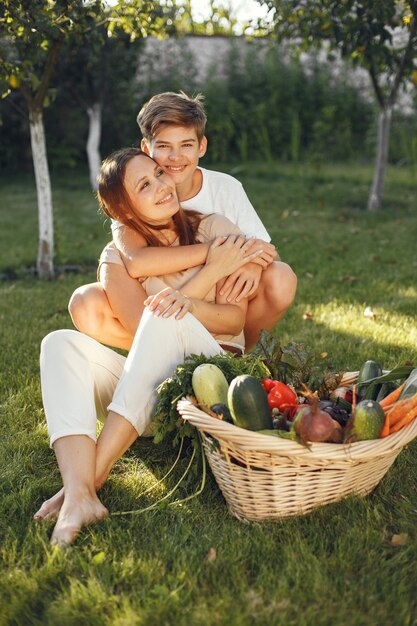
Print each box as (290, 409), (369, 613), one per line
(177, 398), (417, 521)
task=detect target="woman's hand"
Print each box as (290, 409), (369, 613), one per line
(206, 235), (263, 280)
(144, 287), (194, 320)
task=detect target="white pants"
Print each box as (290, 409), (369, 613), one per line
(40, 309), (224, 446)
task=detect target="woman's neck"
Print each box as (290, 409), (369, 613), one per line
(156, 228), (178, 246)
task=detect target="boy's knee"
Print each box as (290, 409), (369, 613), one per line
(68, 286), (87, 323)
(68, 283), (106, 335)
(264, 262), (297, 310)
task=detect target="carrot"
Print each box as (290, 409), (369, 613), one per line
(380, 411), (391, 438)
(382, 402), (394, 416)
(389, 406), (417, 434)
(386, 393), (417, 429)
(379, 382), (405, 408)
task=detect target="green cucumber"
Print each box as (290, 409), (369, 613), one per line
(192, 364), (229, 411)
(357, 360), (383, 400)
(399, 368), (417, 400)
(227, 375), (273, 431)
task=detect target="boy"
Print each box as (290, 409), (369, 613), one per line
(69, 92), (297, 350)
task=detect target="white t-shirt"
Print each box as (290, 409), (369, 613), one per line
(111, 167), (270, 242)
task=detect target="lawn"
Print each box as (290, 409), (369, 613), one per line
(1, 161), (417, 626)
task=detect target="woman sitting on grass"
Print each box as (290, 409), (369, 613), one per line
(35, 147), (265, 545)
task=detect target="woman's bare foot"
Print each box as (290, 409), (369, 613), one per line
(50, 491), (108, 546)
(34, 488), (65, 522)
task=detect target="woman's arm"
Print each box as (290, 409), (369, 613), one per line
(113, 223), (274, 279)
(113, 224), (211, 278)
(189, 289), (247, 336)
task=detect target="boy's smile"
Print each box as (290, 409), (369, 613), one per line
(141, 125), (207, 202)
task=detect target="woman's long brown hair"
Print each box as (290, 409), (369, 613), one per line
(97, 147), (202, 247)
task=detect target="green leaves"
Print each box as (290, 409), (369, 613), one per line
(260, 0), (417, 102)
(252, 330), (335, 392)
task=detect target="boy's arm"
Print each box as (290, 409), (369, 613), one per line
(228, 179), (272, 242)
(189, 292), (247, 336)
(113, 223), (211, 278)
(215, 181), (281, 301)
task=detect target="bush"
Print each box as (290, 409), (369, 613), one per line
(1, 37), (416, 172)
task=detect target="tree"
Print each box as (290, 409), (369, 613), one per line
(60, 1), (172, 191)
(258, 0), (417, 210)
(0, 0), (103, 277)
(59, 28), (141, 191)
(0, 1), (175, 276)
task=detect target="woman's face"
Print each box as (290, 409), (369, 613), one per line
(123, 154), (179, 227)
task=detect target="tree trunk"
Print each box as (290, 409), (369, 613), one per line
(86, 102), (102, 191)
(367, 106), (392, 212)
(29, 109), (54, 278)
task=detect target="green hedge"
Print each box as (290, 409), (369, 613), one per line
(1, 39), (416, 173)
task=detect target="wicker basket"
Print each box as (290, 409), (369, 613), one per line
(177, 398), (417, 521)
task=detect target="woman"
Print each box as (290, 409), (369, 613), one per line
(35, 148), (263, 545)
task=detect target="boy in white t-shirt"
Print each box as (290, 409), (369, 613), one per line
(69, 92), (297, 350)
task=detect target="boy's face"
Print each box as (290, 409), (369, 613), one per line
(141, 125), (207, 189)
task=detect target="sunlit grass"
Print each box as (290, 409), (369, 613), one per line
(314, 301), (417, 352)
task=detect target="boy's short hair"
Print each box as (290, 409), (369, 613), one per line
(137, 91), (207, 143)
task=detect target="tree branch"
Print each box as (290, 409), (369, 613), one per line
(388, 10), (417, 106)
(18, 81), (34, 111)
(369, 61), (385, 108)
(33, 37), (62, 111)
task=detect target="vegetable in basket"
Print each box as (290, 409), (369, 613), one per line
(399, 368), (417, 400)
(228, 375), (273, 431)
(291, 400), (343, 444)
(191, 363), (229, 412)
(380, 390), (417, 437)
(261, 379), (298, 416)
(357, 360), (383, 400)
(345, 400), (385, 442)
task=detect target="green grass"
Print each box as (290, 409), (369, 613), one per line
(1, 162), (417, 626)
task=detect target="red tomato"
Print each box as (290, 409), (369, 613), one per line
(267, 382), (298, 413)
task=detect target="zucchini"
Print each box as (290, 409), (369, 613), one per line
(227, 375), (273, 431)
(192, 364), (229, 411)
(357, 360), (383, 400)
(399, 368), (417, 401)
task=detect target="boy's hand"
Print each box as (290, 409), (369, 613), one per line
(246, 239), (279, 267)
(145, 287), (194, 320)
(219, 263), (263, 302)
